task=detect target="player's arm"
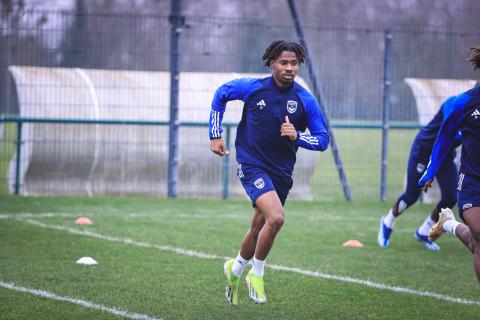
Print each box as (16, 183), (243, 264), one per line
(452, 130), (463, 149)
(295, 96), (329, 151)
(209, 78), (256, 156)
(419, 99), (466, 190)
(442, 96), (463, 149)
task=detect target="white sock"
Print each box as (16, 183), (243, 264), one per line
(232, 253), (250, 277)
(383, 209), (395, 229)
(250, 257), (265, 276)
(418, 216), (436, 235)
(443, 220), (461, 234)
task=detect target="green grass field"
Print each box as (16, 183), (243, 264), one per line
(0, 196), (478, 320)
(312, 128), (416, 201)
(0, 123), (15, 195)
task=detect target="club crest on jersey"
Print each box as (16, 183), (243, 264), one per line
(286, 100), (297, 114)
(254, 178), (265, 189)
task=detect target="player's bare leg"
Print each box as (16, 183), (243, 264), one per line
(462, 207), (480, 281)
(239, 208), (266, 260)
(226, 192), (283, 304)
(224, 209), (265, 305)
(429, 207), (440, 222)
(428, 207), (480, 281)
(224, 203), (266, 305)
(244, 191), (284, 304)
(252, 191), (285, 260)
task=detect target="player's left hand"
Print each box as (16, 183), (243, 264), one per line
(421, 179), (433, 193)
(281, 116), (297, 141)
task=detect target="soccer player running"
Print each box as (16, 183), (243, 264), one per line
(377, 97), (460, 250)
(419, 45), (480, 281)
(209, 40), (329, 304)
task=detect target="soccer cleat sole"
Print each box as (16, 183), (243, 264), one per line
(428, 209), (453, 242)
(223, 260), (237, 305)
(225, 286), (234, 305)
(428, 222), (445, 242)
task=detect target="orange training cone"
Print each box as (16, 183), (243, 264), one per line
(75, 217), (93, 225)
(342, 239), (364, 248)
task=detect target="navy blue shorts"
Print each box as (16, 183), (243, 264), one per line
(398, 151), (457, 210)
(237, 163), (293, 207)
(457, 173), (480, 222)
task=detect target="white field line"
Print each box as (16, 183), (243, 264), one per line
(0, 280), (161, 320)
(0, 212), (80, 219)
(308, 216), (377, 221)
(18, 218), (221, 260)
(125, 213), (246, 220)
(268, 264), (480, 306)
(0, 212), (378, 222)
(14, 217), (480, 306)
(125, 213), (376, 222)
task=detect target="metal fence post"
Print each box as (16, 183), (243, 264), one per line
(287, 0), (352, 201)
(14, 121), (22, 195)
(167, 0), (184, 198)
(4, 34), (12, 114)
(380, 30), (393, 201)
(222, 125), (231, 199)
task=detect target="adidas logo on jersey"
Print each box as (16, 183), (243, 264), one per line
(471, 108), (480, 119)
(256, 100), (266, 109)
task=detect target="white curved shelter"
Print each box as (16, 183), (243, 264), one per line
(405, 78), (476, 126)
(8, 66), (317, 199)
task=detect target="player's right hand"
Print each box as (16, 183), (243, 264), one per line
(210, 138), (229, 156)
(421, 179), (433, 193)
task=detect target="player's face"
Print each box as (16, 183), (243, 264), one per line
(270, 51), (299, 88)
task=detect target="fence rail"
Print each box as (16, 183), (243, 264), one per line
(1, 8), (478, 201)
(0, 115), (421, 199)
(0, 115), (235, 197)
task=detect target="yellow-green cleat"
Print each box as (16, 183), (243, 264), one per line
(223, 259), (240, 305)
(245, 272), (266, 304)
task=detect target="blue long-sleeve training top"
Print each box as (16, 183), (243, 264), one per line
(209, 76), (329, 177)
(419, 86), (480, 186)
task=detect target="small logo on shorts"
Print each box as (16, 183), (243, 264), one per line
(254, 178), (265, 189)
(416, 163), (425, 173)
(287, 100), (297, 114)
(463, 203), (473, 210)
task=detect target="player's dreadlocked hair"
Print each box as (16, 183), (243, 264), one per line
(262, 40), (306, 67)
(468, 44), (480, 70)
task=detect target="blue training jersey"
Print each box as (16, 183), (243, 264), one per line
(419, 86), (480, 186)
(411, 96), (460, 162)
(209, 76), (329, 177)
